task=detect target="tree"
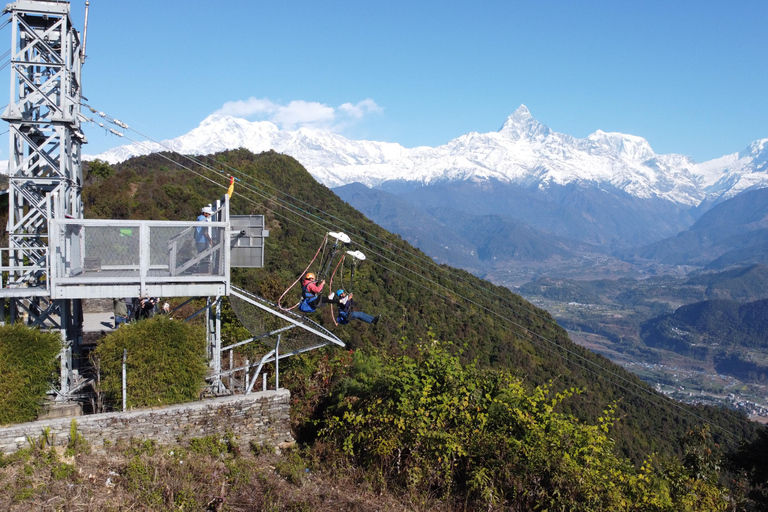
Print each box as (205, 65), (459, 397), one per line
(85, 159), (114, 181)
(0, 324), (61, 425)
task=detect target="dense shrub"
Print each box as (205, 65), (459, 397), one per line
(320, 341), (735, 510)
(92, 316), (207, 409)
(0, 324), (61, 425)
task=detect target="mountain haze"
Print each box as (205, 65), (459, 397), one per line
(624, 187), (768, 269)
(91, 106), (768, 279)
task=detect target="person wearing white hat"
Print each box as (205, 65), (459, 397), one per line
(195, 206), (214, 253)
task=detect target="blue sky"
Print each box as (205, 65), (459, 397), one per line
(4, 0), (767, 162)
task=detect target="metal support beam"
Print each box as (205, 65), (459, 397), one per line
(1, 0), (85, 398)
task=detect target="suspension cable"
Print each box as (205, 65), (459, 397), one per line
(81, 104), (752, 441)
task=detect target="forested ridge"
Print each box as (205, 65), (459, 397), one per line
(643, 298), (768, 350)
(641, 297), (768, 382)
(81, 149), (758, 457)
(9, 148), (753, 509)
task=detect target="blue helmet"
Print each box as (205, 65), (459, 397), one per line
(336, 289), (346, 297)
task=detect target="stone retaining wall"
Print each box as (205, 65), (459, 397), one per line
(0, 390), (292, 454)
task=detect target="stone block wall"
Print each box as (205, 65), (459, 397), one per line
(0, 390), (292, 454)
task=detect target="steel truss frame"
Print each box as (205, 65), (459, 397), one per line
(0, 2), (342, 407)
(1, 0), (85, 397)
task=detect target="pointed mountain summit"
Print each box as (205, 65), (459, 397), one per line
(499, 104), (551, 142)
(696, 138), (768, 202)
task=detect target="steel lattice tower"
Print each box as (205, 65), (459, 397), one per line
(1, 0), (85, 395)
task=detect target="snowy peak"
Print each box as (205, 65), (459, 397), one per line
(88, 107), (768, 207)
(695, 138), (768, 200)
(499, 104), (551, 142)
(586, 130), (655, 162)
(739, 138), (768, 162)
(500, 104), (533, 128)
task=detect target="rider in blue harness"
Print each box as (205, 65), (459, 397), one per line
(299, 272), (328, 313)
(333, 289), (380, 325)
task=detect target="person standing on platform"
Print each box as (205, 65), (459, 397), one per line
(113, 298), (130, 328)
(195, 206), (213, 254)
(194, 206), (214, 273)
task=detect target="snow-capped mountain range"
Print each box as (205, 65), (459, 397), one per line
(91, 105), (768, 207)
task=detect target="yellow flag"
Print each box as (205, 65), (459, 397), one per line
(226, 176), (235, 198)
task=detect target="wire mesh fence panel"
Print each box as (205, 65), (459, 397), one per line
(149, 225), (195, 270)
(149, 226), (187, 266)
(160, 225), (227, 276)
(83, 225), (140, 267)
(46, 219), (232, 298)
(229, 294), (267, 336)
(228, 293), (337, 353)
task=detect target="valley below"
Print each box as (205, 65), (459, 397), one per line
(510, 263), (768, 422)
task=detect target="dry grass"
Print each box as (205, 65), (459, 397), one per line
(0, 437), (453, 511)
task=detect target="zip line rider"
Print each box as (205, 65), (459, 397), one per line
(299, 272), (332, 313)
(332, 289), (380, 325)
(281, 231), (354, 313)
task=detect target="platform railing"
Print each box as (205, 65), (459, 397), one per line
(0, 247), (50, 295)
(47, 219), (230, 299)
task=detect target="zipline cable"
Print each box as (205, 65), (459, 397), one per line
(86, 107), (751, 441)
(83, 103), (556, 332)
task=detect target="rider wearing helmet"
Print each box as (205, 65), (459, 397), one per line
(299, 272), (327, 313)
(332, 289), (380, 325)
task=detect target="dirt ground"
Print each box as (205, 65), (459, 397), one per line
(0, 439), (451, 512)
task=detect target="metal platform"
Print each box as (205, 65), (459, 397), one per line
(46, 218), (231, 300)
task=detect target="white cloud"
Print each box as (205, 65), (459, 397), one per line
(215, 98), (278, 118)
(213, 97), (382, 132)
(272, 100), (335, 130)
(338, 99), (383, 119)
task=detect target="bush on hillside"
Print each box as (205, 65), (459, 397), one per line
(319, 340), (734, 510)
(0, 324), (61, 425)
(92, 316), (207, 409)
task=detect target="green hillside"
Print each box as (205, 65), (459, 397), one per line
(687, 264), (768, 302)
(642, 298), (768, 351)
(641, 297), (768, 382)
(82, 149), (758, 462)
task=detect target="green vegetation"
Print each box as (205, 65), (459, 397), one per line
(0, 343), (754, 510)
(640, 298), (768, 381)
(317, 342), (739, 510)
(1, 149), (761, 509)
(0, 324), (61, 425)
(642, 298), (768, 352)
(84, 158), (115, 182)
(65, 419), (90, 457)
(80, 149), (758, 461)
(92, 315), (207, 409)
(731, 428), (768, 509)
(687, 264), (768, 302)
